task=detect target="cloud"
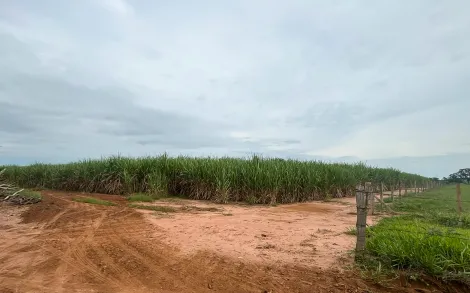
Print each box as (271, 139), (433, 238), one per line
(99, 0), (134, 17)
(1, 0), (470, 177)
(0, 73), (240, 157)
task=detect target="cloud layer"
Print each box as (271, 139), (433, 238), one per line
(1, 0), (470, 177)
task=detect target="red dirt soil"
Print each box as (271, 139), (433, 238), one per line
(0, 191), (465, 293)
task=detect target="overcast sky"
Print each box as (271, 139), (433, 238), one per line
(1, 0), (469, 178)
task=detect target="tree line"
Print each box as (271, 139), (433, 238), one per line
(443, 168), (470, 184)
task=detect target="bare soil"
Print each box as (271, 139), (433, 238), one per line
(0, 191), (464, 293)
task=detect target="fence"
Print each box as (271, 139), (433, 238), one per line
(353, 182), (470, 282)
(355, 183), (466, 252)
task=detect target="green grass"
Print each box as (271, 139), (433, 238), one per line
(127, 193), (156, 202)
(388, 184), (470, 214)
(365, 217), (470, 282)
(18, 190), (42, 200)
(128, 203), (176, 213)
(0, 154), (432, 204)
(361, 185), (470, 284)
(345, 227), (358, 235)
(180, 205), (220, 212)
(73, 197), (116, 206)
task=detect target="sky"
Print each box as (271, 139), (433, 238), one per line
(1, 0), (469, 178)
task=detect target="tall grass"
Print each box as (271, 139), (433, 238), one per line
(0, 154), (430, 204)
(365, 217), (470, 283)
(362, 185), (470, 284)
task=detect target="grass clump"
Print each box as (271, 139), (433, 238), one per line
(345, 227), (357, 236)
(180, 205), (220, 212)
(128, 203), (176, 213)
(18, 190), (42, 200)
(365, 217), (470, 282)
(127, 193), (156, 202)
(73, 197), (116, 206)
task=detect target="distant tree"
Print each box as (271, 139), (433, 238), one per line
(456, 168), (470, 184)
(446, 168), (470, 184)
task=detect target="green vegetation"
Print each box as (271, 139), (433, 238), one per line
(361, 184), (470, 284)
(1, 154), (430, 204)
(18, 190), (42, 200)
(127, 193), (156, 202)
(180, 205), (220, 212)
(128, 203), (176, 213)
(73, 197), (116, 206)
(444, 168), (470, 184)
(387, 185), (470, 214)
(345, 227), (358, 236)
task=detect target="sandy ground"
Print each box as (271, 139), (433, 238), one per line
(0, 190), (462, 293)
(143, 189), (413, 269)
(143, 198), (374, 269)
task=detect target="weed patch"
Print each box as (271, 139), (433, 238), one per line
(128, 204), (176, 213)
(73, 197), (116, 206)
(180, 205), (220, 212)
(18, 190), (42, 200)
(127, 193), (156, 202)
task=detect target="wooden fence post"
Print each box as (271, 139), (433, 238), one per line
(367, 182), (374, 215)
(355, 183), (368, 260)
(390, 182), (394, 202)
(457, 183), (462, 215)
(399, 181), (402, 199)
(414, 181), (417, 194)
(380, 182), (384, 210)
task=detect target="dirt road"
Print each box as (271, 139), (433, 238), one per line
(0, 191), (463, 293)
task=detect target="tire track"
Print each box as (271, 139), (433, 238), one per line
(2, 191), (465, 293)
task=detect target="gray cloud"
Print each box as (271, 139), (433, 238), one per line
(1, 0), (470, 177)
(0, 73), (237, 154)
(0, 102), (38, 134)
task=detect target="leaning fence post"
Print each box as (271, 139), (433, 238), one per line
(456, 183), (463, 227)
(399, 181), (402, 199)
(355, 183), (368, 260)
(380, 182), (384, 210)
(457, 183), (462, 215)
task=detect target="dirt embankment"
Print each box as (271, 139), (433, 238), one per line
(0, 191), (464, 293)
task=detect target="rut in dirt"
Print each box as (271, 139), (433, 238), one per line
(0, 192), (466, 293)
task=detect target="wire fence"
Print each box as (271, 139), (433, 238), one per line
(366, 226), (470, 242)
(355, 183), (470, 254)
(389, 196), (470, 203)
